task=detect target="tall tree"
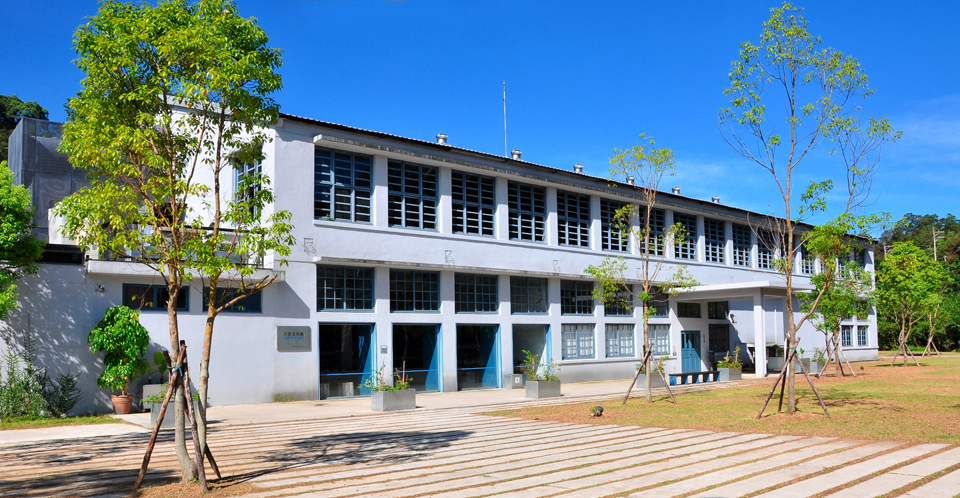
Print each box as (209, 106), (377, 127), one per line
(0, 95), (49, 162)
(0, 163), (44, 319)
(720, 3), (898, 414)
(56, 0), (289, 485)
(585, 134), (697, 403)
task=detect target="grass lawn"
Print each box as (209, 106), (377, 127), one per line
(0, 415), (123, 431)
(492, 356), (960, 445)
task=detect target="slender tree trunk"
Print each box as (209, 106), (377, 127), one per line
(643, 301), (652, 403)
(197, 310), (216, 454)
(785, 230), (797, 414)
(167, 285), (197, 483)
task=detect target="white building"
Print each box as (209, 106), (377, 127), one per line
(3, 116), (878, 414)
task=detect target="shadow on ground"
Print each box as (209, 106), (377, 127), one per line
(0, 468), (178, 498)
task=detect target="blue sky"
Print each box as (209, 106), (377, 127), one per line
(3, 1), (958, 230)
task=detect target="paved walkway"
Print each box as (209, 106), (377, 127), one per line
(1, 378), (958, 498)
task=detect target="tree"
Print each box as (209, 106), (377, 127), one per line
(876, 242), (950, 365)
(0, 163), (43, 319)
(585, 134), (697, 403)
(56, 0), (289, 484)
(720, 3), (898, 414)
(0, 95), (49, 163)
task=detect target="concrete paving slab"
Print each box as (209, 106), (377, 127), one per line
(825, 446), (960, 498)
(900, 467), (960, 498)
(0, 422), (148, 447)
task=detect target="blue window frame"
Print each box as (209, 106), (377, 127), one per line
(122, 284), (188, 311)
(732, 223), (751, 267)
(604, 284), (633, 316)
(314, 147), (372, 222)
(388, 160), (438, 230)
(857, 325), (868, 347)
(557, 191), (590, 247)
(677, 302), (701, 318)
(605, 324), (635, 357)
(704, 218), (725, 263)
(560, 280), (593, 315)
(638, 207), (666, 256)
(508, 181), (546, 242)
(317, 266), (374, 311)
(510, 276), (548, 314)
(452, 171), (495, 236)
(842, 325), (853, 347)
(601, 198), (630, 252)
(674, 212), (697, 260)
(202, 287), (262, 313)
(455, 273), (499, 313)
(390, 270), (440, 312)
(561, 324), (595, 359)
(649, 324), (670, 356)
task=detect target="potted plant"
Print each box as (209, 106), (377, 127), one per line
(803, 347), (827, 374)
(141, 351), (169, 412)
(717, 346), (743, 381)
(88, 305), (150, 414)
(522, 350), (561, 399)
(636, 355), (668, 388)
(365, 365), (415, 412)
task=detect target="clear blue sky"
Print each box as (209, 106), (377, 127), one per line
(3, 1), (958, 229)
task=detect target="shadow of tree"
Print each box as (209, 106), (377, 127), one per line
(0, 430), (168, 466)
(0, 467), (178, 497)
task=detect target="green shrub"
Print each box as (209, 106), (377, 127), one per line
(88, 306), (150, 396)
(522, 350), (560, 381)
(718, 346), (743, 369)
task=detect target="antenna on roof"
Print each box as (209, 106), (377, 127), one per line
(503, 81), (508, 157)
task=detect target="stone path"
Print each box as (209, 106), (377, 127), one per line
(1, 406), (958, 498)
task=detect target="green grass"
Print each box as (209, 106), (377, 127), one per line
(491, 357), (960, 444)
(0, 415), (123, 431)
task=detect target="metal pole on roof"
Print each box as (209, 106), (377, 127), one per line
(503, 81), (508, 157)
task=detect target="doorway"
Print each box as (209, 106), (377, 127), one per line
(681, 330), (702, 373)
(393, 324), (441, 392)
(318, 323), (375, 398)
(456, 325), (500, 390)
(512, 325), (549, 375)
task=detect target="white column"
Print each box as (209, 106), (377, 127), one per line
(439, 270), (458, 391)
(546, 187), (559, 246)
(753, 290), (767, 377)
(590, 195), (602, 251)
(372, 155), (389, 227)
(665, 210), (675, 260)
(438, 167), (452, 234)
(696, 215), (705, 262)
(724, 221), (733, 266)
(499, 274), (514, 383)
(495, 177), (510, 241)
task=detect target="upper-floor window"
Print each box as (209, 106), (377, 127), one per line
(707, 301), (729, 319)
(560, 280), (594, 315)
(388, 161), (438, 230)
(757, 230), (777, 270)
(604, 284), (633, 316)
(203, 287), (262, 313)
(234, 159), (262, 216)
(857, 325), (868, 347)
(317, 265), (374, 311)
(851, 247), (867, 269)
(508, 181), (545, 242)
(510, 276), (548, 314)
(704, 218), (725, 264)
(674, 212), (697, 260)
(601, 199), (630, 252)
(557, 191), (590, 247)
(799, 243), (814, 275)
(841, 325), (853, 348)
(732, 223), (751, 267)
(638, 207), (666, 256)
(390, 270), (440, 312)
(455, 273), (499, 313)
(452, 171), (495, 236)
(122, 284), (188, 311)
(677, 302), (701, 318)
(315, 148), (372, 223)
(648, 287), (670, 318)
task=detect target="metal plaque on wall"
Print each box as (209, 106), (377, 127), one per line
(277, 326), (311, 352)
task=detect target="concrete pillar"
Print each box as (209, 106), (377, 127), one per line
(495, 177), (510, 240)
(724, 221), (733, 266)
(546, 187), (558, 246)
(439, 270), (458, 391)
(753, 290), (767, 377)
(372, 155), (389, 227)
(499, 274), (514, 381)
(590, 195), (601, 251)
(438, 167), (452, 234)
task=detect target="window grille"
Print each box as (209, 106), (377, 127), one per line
(857, 325), (868, 347)
(709, 324), (729, 353)
(707, 301), (729, 319)
(455, 273), (499, 313)
(704, 218), (725, 263)
(234, 159), (262, 215)
(677, 302), (701, 318)
(841, 325), (853, 347)
(388, 161), (437, 230)
(649, 324), (670, 356)
(557, 190), (590, 247)
(203, 287), (262, 313)
(851, 247), (867, 269)
(601, 199), (630, 252)
(562, 324), (595, 359)
(800, 243), (814, 275)
(732, 224), (751, 266)
(508, 181), (545, 242)
(560, 280), (594, 315)
(317, 266), (374, 311)
(638, 207), (665, 256)
(122, 284), (188, 311)
(604, 284), (633, 316)
(605, 324), (635, 357)
(673, 212), (697, 260)
(314, 148), (372, 222)
(510, 276), (548, 314)
(390, 270), (440, 312)
(757, 230), (777, 270)
(452, 171), (495, 236)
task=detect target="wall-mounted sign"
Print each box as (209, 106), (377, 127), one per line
(277, 326), (311, 352)
(380, 345), (388, 354)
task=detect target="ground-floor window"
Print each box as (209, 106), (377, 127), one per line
(318, 323), (375, 398)
(393, 324), (440, 392)
(841, 325), (853, 348)
(456, 325), (499, 390)
(513, 324), (549, 374)
(649, 324), (670, 356)
(708, 324), (729, 355)
(605, 324), (634, 358)
(857, 325), (868, 347)
(561, 324), (595, 359)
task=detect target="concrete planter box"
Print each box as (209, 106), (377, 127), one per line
(525, 380), (561, 399)
(371, 389), (416, 412)
(141, 384), (165, 411)
(636, 373), (667, 388)
(503, 373), (526, 389)
(718, 367), (742, 382)
(149, 399), (198, 428)
(768, 356), (785, 370)
(802, 359), (825, 374)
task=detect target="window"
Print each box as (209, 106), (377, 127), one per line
(707, 301), (729, 320)
(757, 230), (777, 270)
(677, 302), (701, 318)
(557, 191), (590, 247)
(605, 324), (635, 358)
(508, 181), (545, 242)
(122, 284), (188, 311)
(841, 325), (853, 348)
(604, 284), (633, 316)
(388, 161), (437, 230)
(851, 247), (867, 269)
(510, 276), (548, 314)
(800, 243), (814, 275)
(203, 287), (262, 313)
(704, 218), (725, 263)
(709, 324), (729, 353)
(649, 324), (670, 356)
(234, 159), (262, 215)
(649, 288), (669, 318)
(317, 266), (374, 311)
(638, 208), (666, 256)
(452, 171), (495, 236)
(560, 280), (594, 315)
(732, 224), (751, 267)
(562, 324), (595, 359)
(857, 325), (868, 347)
(455, 273), (499, 313)
(390, 270), (440, 312)
(673, 212), (697, 260)
(601, 199), (630, 252)
(314, 148), (372, 222)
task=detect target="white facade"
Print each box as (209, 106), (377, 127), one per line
(1, 114), (879, 414)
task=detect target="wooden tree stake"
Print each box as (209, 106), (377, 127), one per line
(622, 350), (651, 405)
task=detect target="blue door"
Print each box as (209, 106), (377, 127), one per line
(681, 330), (701, 373)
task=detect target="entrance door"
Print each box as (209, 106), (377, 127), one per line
(709, 324), (730, 357)
(318, 324), (375, 398)
(393, 324), (441, 392)
(512, 325), (549, 374)
(456, 325), (500, 390)
(681, 330), (702, 373)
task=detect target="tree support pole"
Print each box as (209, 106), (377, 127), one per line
(623, 350), (652, 405)
(757, 355), (790, 419)
(794, 351), (830, 418)
(134, 347), (184, 491)
(179, 346), (208, 492)
(654, 355), (677, 404)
